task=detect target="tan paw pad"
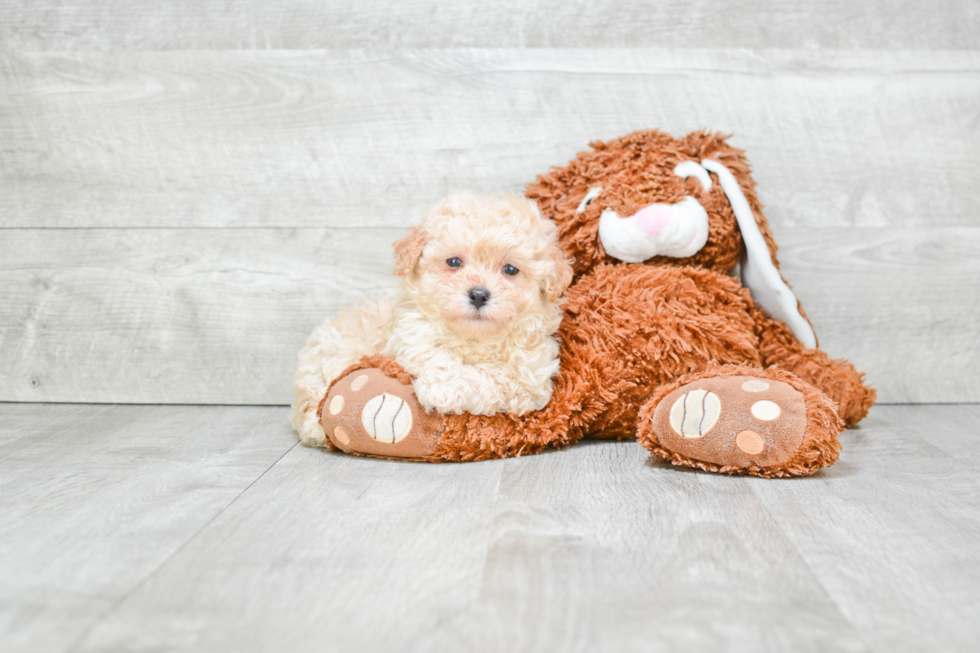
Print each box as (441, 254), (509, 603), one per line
(333, 425), (351, 445)
(652, 375), (807, 468)
(350, 374), (369, 391)
(321, 368), (444, 460)
(742, 379), (769, 392)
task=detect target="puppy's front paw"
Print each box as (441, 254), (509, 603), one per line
(414, 371), (497, 416)
(320, 366), (444, 461)
(414, 378), (464, 415)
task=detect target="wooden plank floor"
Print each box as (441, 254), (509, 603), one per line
(2, 403), (977, 653)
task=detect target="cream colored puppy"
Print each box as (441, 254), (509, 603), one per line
(290, 193), (573, 447)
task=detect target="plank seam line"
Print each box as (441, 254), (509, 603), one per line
(64, 440), (300, 653)
(400, 460), (506, 651)
(744, 481), (874, 652)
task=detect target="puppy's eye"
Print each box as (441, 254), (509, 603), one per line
(503, 264), (519, 276)
(446, 257), (463, 269)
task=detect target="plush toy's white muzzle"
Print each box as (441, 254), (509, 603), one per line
(597, 198), (709, 263)
(593, 162), (713, 263)
(593, 158), (818, 348)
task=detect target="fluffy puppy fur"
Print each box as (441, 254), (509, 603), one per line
(290, 192), (573, 447)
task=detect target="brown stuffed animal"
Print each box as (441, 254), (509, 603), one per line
(317, 130), (876, 477)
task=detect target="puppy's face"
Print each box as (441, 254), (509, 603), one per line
(419, 232), (539, 339)
(393, 193), (572, 339)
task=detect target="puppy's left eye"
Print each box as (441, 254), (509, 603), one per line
(503, 264), (519, 276)
(447, 257), (463, 268)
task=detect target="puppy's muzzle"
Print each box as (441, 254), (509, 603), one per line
(468, 288), (491, 309)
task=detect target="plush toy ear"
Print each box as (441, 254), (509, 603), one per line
(701, 159), (818, 349)
(689, 131), (781, 268)
(392, 225), (427, 276)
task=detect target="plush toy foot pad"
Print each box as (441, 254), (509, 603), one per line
(648, 374), (813, 473)
(320, 367), (444, 460)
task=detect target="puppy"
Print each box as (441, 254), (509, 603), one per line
(290, 192), (573, 447)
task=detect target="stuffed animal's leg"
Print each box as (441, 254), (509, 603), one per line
(431, 363), (596, 461)
(320, 354), (595, 462)
(752, 307), (876, 427)
(636, 365), (843, 478)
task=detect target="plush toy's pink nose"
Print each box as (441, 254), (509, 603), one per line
(632, 204), (674, 237)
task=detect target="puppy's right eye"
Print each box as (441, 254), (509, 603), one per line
(446, 257), (463, 269)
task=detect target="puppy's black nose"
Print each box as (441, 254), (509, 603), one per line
(468, 288), (491, 309)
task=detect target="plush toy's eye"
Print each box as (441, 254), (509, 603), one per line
(503, 264), (519, 276)
(576, 187), (604, 213)
(447, 257), (463, 268)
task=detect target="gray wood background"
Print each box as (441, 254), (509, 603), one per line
(2, 2), (979, 405)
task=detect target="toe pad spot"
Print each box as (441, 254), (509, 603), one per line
(350, 374), (369, 391)
(751, 400), (781, 421)
(362, 393), (413, 443)
(333, 425), (351, 445)
(742, 379), (770, 392)
(736, 430), (765, 455)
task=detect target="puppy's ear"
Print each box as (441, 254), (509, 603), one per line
(537, 218), (574, 302)
(392, 225), (427, 276)
(545, 250), (574, 303)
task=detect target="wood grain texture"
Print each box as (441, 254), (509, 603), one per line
(1, 0), (978, 50)
(72, 414), (506, 653)
(415, 444), (866, 652)
(0, 403), (295, 653)
(0, 227), (401, 404)
(777, 227), (980, 405)
(1, 49), (978, 229)
(1, 226), (977, 405)
(0, 403), (966, 653)
(748, 405), (980, 652)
